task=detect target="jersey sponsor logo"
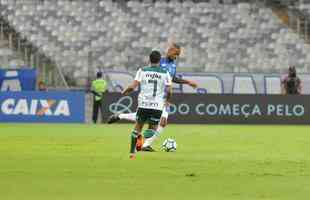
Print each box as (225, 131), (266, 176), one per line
(145, 73), (162, 79)
(141, 101), (159, 108)
(0, 98), (70, 116)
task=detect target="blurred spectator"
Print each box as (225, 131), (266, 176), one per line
(91, 72), (107, 123)
(281, 66), (302, 95)
(38, 81), (47, 91)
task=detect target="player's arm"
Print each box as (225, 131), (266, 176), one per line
(122, 68), (141, 95)
(122, 80), (139, 96)
(172, 75), (198, 88)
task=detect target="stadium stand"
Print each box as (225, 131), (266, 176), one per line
(1, 0), (310, 86)
(0, 31), (25, 69)
(278, 0), (310, 17)
(0, 44), (25, 69)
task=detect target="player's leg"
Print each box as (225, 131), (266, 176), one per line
(129, 109), (145, 159)
(107, 112), (137, 124)
(119, 113), (137, 122)
(130, 122), (143, 159)
(141, 109), (163, 151)
(134, 108), (149, 152)
(136, 133), (144, 151)
(142, 107), (168, 149)
(141, 117), (167, 150)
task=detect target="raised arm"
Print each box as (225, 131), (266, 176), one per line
(172, 76), (198, 89)
(122, 68), (142, 95)
(122, 80), (139, 96)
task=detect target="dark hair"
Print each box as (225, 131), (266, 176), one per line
(149, 50), (161, 64)
(288, 66), (296, 78)
(96, 71), (103, 78)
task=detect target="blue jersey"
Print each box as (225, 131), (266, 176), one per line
(160, 57), (177, 78)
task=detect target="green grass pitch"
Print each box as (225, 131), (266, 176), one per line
(0, 124), (310, 200)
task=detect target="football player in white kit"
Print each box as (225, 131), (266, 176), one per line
(122, 50), (172, 159)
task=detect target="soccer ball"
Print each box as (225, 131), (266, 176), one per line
(162, 138), (177, 152)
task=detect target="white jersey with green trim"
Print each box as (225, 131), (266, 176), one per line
(135, 66), (172, 111)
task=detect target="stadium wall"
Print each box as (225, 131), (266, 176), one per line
(105, 71), (310, 94)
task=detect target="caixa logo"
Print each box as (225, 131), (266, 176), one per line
(1, 98), (70, 116)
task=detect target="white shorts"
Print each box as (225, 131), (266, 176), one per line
(161, 106), (169, 119)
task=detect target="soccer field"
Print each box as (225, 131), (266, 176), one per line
(0, 124), (310, 200)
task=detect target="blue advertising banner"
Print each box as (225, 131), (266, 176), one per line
(0, 68), (37, 91)
(0, 91), (85, 123)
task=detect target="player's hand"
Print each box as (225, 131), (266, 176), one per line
(188, 80), (198, 89)
(122, 89), (129, 96)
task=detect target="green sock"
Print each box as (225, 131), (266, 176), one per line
(130, 131), (138, 154)
(143, 129), (156, 139)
